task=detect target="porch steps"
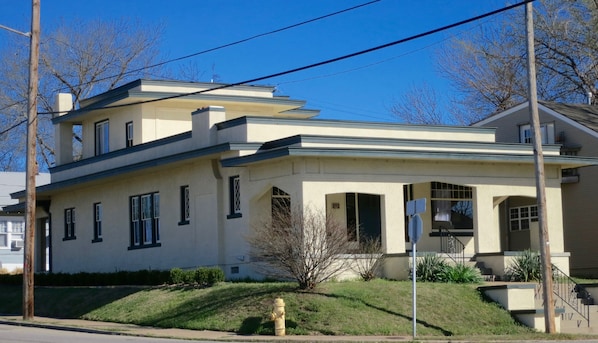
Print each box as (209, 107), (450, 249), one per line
(474, 261), (496, 282)
(479, 283), (565, 332)
(549, 283), (598, 334)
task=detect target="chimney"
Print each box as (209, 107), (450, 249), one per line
(588, 91), (593, 105)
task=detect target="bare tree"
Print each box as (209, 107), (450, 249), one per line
(350, 235), (385, 281)
(392, 0), (598, 125)
(247, 205), (351, 290)
(389, 82), (450, 125)
(0, 18), (164, 171)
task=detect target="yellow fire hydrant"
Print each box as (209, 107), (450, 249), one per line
(270, 297), (285, 336)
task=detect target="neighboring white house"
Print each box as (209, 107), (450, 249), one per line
(474, 101), (598, 278)
(11, 80), (598, 280)
(1, 172), (50, 272)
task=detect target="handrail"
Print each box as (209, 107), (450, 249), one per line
(438, 228), (465, 265)
(551, 264), (592, 327)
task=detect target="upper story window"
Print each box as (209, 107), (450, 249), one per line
(95, 120), (110, 155)
(126, 121), (133, 148)
(519, 123), (554, 144)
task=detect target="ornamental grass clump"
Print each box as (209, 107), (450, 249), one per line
(506, 250), (541, 282)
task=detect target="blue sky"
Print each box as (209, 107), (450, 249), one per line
(0, 0), (515, 122)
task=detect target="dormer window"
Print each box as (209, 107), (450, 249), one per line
(95, 120), (110, 155)
(519, 123), (554, 144)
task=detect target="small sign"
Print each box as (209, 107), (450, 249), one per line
(408, 213), (423, 243)
(406, 198), (426, 216)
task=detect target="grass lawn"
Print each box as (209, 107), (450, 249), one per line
(0, 279), (582, 339)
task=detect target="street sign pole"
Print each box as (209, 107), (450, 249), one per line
(412, 238), (417, 338)
(406, 199), (424, 340)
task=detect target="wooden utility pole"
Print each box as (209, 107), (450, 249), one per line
(525, 2), (556, 333)
(23, 0), (41, 321)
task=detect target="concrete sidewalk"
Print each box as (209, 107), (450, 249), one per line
(0, 315), (416, 342)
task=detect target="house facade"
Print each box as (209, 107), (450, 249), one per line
(0, 172), (50, 272)
(14, 80), (598, 280)
(474, 101), (598, 278)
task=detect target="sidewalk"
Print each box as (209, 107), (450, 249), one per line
(0, 315), (415, 342)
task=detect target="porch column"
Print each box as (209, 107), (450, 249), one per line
(382, 185), (405, 254)
(473, 187), (501, 253)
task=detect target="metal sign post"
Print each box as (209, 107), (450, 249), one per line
(406, 198), (425, 339)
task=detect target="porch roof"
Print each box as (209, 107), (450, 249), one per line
(221, 134), (598, 168)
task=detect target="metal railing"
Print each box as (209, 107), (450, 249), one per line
(438, 228), (466, 265)
(551, 264), (592, 327)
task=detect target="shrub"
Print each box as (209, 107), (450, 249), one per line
(442, 264), (483, 284)
(169, 268), (193, 284)
(195, 267), (224, 286)
(415, 254), (449, 282)
(506, 250), (542, 282)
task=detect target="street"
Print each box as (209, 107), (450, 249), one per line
(0, 324), (219, 343)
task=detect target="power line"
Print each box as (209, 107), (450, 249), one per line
(0, 0), (382, 136)
(51, 0), (382, 92)
(43, 0), (533, 117)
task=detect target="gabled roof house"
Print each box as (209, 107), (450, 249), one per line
(474, 101), (598, 278)
(13, 80), (598, 280)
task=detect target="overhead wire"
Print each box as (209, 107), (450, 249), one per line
(51, 0), (383, 92)
(0, 0), (382, 135)
(41, 0), (534, 117)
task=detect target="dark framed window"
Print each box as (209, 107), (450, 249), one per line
(129, 192), (161, 249)
(227, 175), (242, 219)
(179, 185), (190, 225)
(95, 119), (109, 155)
(126, 121), (133, 148)
(92, 203), (103, 243)
(63, 208), (76, 241)
(431, 182), (473, 230)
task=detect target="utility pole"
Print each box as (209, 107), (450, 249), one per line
(525, 1), (556, 333)
(23, 0), (41, 321)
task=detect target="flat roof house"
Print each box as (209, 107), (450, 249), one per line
(14, 80), (598, 280)
(474, 101), (598, 278)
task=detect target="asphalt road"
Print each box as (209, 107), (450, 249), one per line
(0, 324), (220, 343)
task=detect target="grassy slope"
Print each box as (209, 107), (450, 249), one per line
(0, 280), (552, 338)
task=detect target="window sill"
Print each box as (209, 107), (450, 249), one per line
(128, 243), (161, 250)
(63, 236), (77, 241)
(227, 213), (242, 219)
(178, 220), (190, 226)
(92, 238), (103, 243)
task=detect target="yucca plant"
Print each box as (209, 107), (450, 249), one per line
(442, 264), (483, 284)
(415, 254), (449, 282)
(506, 250), (541, 282)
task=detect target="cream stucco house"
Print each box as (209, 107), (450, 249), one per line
(13, 80), (598, 280)
(474, 101), (598, 278)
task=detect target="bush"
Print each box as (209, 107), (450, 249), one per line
(506, 250), (541, 282)
(442, 264), (483, 284)
(415, 254), (449, 282)
(195, 267), (224, 286)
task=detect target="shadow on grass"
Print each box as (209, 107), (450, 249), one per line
(0, 285), (143, 318)
(312, 291), (454, 336)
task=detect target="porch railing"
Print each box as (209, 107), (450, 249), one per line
(438, 228), (465, 265)
(550, 264), (593, 327)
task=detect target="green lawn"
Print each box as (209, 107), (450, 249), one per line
(0, 279), (580, 339)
